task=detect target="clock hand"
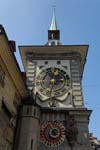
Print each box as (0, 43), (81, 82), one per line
(47, 72), (58, 107)
(48, 83), (55, 107)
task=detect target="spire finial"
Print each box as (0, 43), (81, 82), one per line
(50, 0), (58, 30)
(52, 0), (56, 14)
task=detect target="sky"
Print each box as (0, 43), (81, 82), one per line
(0, 0), (100, 140)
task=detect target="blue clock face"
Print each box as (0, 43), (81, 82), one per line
(36, 67), (70, 97)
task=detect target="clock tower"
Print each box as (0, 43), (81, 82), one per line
(14, 11), (93, 150)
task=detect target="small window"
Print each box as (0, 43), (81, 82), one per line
(34, 109), (36, 116)
(0, 65), (5, 87)
(31, 139), (33, 150)
(27, 108), (29, 114)
(44, 61), (48, 65)
(57, 61), (61, 65)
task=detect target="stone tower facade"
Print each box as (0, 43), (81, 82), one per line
(14, 12), (93, 150)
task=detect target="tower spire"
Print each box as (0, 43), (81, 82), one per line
(47, 0), (60, 45)
(50, 3), (58, 30)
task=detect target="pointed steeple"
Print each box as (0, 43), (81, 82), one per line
(48, 11), (60, 41)
(50, 11), (58, 31)
(46, 1), (61, 46)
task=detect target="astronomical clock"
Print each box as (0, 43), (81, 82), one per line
(40, 121), (65, 147)
(34, 60), (72, 108)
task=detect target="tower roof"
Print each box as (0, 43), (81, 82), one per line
(48, 8), (60, 43)
(50, 10), (58, 30)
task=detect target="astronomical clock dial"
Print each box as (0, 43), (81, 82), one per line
(40, 121), (65, 147)
(36, 67), (70, 98)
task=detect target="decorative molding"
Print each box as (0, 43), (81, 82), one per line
(26, 51), (82, 61)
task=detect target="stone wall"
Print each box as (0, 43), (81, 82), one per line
(0, 59), (21, 150)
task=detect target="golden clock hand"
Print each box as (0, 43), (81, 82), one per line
(45, 74), (55, 96)
(48, 80), (56, 107)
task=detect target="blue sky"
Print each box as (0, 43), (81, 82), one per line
(0, 0), (100, 139)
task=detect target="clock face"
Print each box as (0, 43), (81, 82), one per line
(40, 121), (65, 147)
(36, 67), (70, 97)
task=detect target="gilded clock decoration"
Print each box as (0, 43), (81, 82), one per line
(36, 67), (70, 97)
